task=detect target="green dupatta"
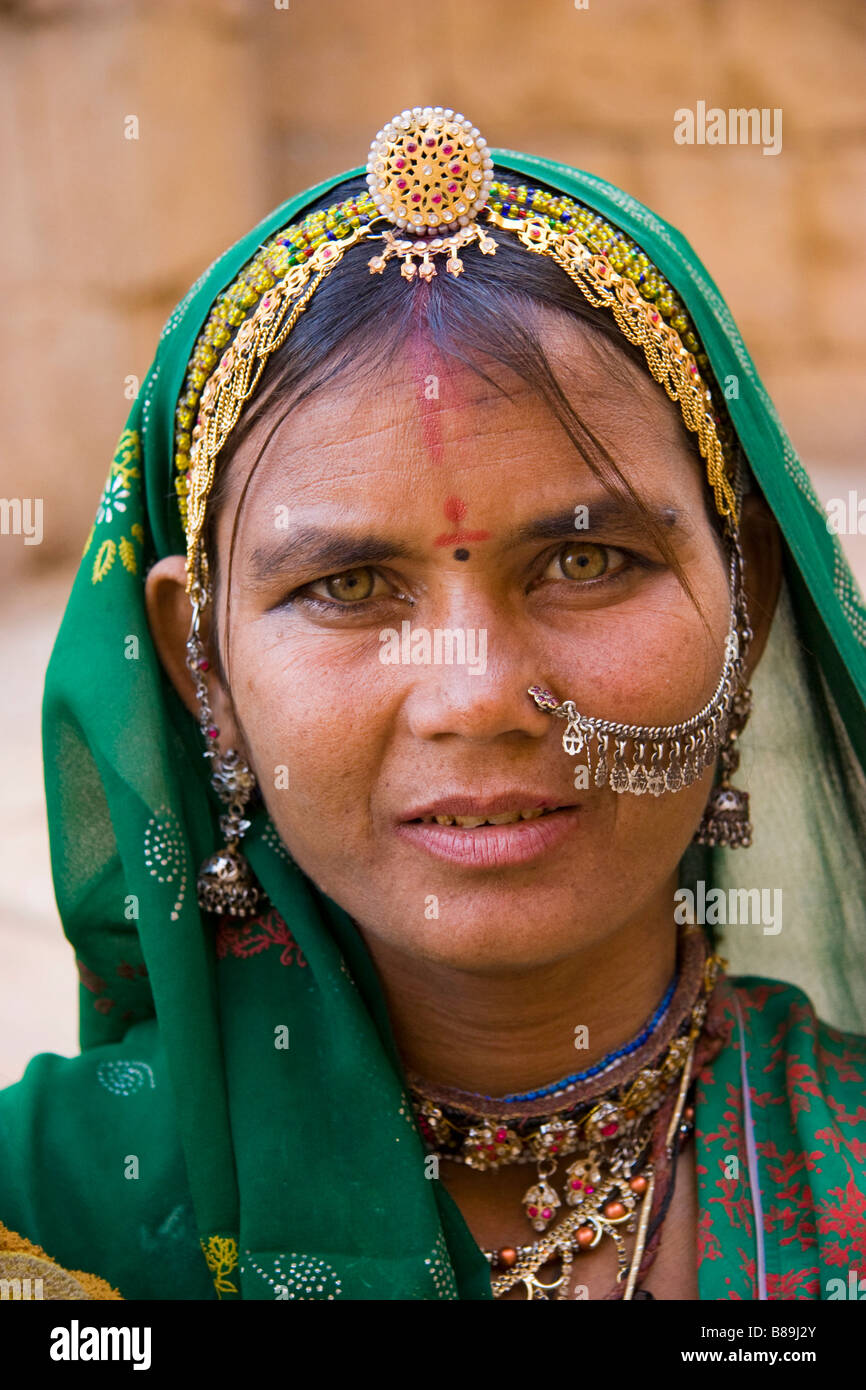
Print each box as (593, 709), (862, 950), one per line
(1, 153), (865, 1301)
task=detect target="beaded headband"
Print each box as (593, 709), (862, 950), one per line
(176, 106), (740, 609)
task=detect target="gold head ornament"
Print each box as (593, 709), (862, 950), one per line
(181, 105), (739, 607)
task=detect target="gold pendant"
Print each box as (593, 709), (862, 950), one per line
(522, 1177), (562, 1233)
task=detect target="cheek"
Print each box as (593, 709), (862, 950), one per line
(228, 629), (386, 851)
(603, 767), (713, 861)
(548, 575), (730, 726)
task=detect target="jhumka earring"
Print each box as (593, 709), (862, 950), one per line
(529, 528), (754, 848)
(185, 601), (262, 916)
(693, 532), (754, 848)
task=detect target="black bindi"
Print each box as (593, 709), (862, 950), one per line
(453, 548), (470, 561)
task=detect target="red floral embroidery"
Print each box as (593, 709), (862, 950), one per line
(818, 1037), (864, 1085)
(216, 909), (307, 968)
(116, 959), (147, 980)
(766, 1267), (820, 1299)
(814, 1169), (866, 1269)
(696, 977), (866, 1300)
(76, 957), (117, 1015)
(76, 959), (106, 994)
(697, 1210), (722, 1262)
(709, 1177), (754, 1240)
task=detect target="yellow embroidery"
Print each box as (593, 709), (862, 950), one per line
(119, 536), (137, 574)
(91, 528), (143, 584)
(92, 538), (116, 583)
(200, 1235), (238, 1299)
(88, 434), (145, 585)
(112, 429), (142, 487)
(87, 429), (143, 576)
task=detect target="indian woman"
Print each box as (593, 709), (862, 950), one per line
(1, 106), (865, 1302)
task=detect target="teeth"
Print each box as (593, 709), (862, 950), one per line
(425, 807), (550, 827)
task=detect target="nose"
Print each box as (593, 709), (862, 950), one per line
(401, 621), (558, 744)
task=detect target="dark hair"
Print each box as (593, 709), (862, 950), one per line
(203, 172), (727, 683)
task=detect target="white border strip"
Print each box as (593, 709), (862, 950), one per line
(733, 992), (768, 1299)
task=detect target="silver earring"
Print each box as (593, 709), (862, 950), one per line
(692, 685), (752, 848)
(694, 528), (753, 848)
(185, 604), (262, 917)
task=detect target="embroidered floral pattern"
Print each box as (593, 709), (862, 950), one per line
(695, 978), (866, 1300)
(86, 429), (145, 582)
(75, 957), (117, 1017)
(200, 1234), (238, 1298)
(96, 473), (130, 525)
(216, 908), (307, 968)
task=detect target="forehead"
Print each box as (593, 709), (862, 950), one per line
(213, 314), (703, 520)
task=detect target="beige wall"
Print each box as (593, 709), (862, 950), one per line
(1, 0), (864, 587)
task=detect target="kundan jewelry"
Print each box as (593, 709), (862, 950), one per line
(408, 928), (722, 1300)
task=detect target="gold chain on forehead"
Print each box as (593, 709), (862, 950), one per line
(181, 107), (739, 608)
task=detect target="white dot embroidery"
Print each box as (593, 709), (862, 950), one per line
(424, 1233), (458, 1298)
(141, 362), (160, 434)
(143, 804), (188, 921)
(243, 1252), (343, 1301)
(398, 1096), (418, 1130)
(96, 1060), (156, 1096)
(261, 819), (296, 866)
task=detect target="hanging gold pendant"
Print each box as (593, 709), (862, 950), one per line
(490, 1162), (653, 1300)
(522, 1177), (562, 1233)
(368, 224), (497, 280)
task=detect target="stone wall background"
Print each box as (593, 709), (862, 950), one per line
(1, 0), (864, 1080)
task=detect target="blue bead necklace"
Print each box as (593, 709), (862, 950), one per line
(481, 970), (678, 1105)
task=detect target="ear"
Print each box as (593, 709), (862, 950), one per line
(738, 490), (783, 678)
(144, 554), (243, 753)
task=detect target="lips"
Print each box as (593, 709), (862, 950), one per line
(395, 802), (581, 868)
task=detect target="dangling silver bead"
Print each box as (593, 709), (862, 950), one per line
(186, 603), (264, 917)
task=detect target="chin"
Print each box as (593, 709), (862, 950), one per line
(368, 905), (592, 975)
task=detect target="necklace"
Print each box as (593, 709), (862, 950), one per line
(407, 927), (722, 1300)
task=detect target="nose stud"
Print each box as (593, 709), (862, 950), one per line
(527, 685), (561, 712)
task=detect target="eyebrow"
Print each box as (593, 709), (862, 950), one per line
(244, 501), (684, 586)
(511, 501), (682, 545)
(246, 529), (419, 586)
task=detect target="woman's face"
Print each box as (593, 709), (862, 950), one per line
(154, 318), (765, 973)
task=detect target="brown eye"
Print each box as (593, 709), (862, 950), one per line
(556, 543), (611, 582)
(323, 568), (377, 602)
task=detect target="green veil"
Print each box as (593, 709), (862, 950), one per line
(2, 152), (865, 1301)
